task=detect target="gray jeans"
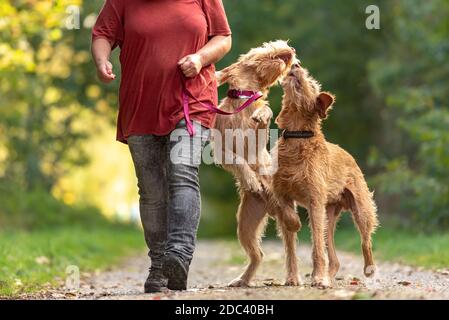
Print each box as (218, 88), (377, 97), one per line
(128, 120), (209, 269)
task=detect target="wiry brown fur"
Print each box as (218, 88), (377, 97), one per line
(272, 64), (379, 288)
(213, 40), (302, 287)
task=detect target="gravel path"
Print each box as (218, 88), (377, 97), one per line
(23, 240), (449, 300)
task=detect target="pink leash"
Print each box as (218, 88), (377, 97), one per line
(182, 77), (263, 136)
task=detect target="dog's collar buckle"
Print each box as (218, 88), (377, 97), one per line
(227, 89), (260, 99)
(281, 129), (314, 140)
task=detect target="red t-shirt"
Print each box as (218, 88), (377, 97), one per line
(92, 0), (231, 143)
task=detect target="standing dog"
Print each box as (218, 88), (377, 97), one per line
(272, 63), (379, 288)
(214, 40), (301, 287)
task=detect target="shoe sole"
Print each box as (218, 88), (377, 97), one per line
(144, 284), (163, 293)
(162, 256), (187, 291)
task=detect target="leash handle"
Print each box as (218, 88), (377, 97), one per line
(182, 77), (263, 136)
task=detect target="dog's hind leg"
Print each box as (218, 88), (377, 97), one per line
(277, 219), (302, 286)
(326, 203), (342, 280)
(344, 185), (378, 277)
(229, 192), (268, 287)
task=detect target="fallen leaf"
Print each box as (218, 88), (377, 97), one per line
(264, 281), (282, 287)
(35, 256), (50, 265)
(65, 292), (77, 297)
(397, 281), (411, 286)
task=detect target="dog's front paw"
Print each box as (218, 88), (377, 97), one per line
(242, 176), (263, 194)
(228, 278), (250, 288)
(251, 108), (271, 125)
(311, 276), (331, 289)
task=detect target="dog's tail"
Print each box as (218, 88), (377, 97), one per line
(350, 176), (379, 233)
(345, 174), (379, 277)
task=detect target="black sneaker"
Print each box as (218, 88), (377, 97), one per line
(144, 267), (168, 293)
(162, 254), (189, 291)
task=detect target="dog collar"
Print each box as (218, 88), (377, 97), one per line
(227, 89), (261, 99)
(281, 129), (314, 139)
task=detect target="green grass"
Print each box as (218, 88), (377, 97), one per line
(0, 183), (145, 297)
(0, 225), (144, 297)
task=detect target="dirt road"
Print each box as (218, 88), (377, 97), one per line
(23, 240), (449, 300)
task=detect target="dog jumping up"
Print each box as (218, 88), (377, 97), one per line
(213, 40), (301, 287)
(272, 63), (379, 288)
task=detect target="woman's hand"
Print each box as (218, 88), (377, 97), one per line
(96, 60), (116, 83)
(92, 38), (115, 83)
(178, 35), (231, 78)
(178, 54), (203, 78)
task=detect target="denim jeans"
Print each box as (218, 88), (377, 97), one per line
(128, 120), (209, 269)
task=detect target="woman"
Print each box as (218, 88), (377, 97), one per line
(91, 0), (231, 293)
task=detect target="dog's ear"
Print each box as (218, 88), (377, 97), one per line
(215, 64), (235, 86)
(316, 92), (335, 119)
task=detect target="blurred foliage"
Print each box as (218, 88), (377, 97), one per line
(367, 0), (449, 229)
(0, 0), (448, 234)
(0, 0), (118, 192)
(0, 0), (124, 228)
(0, 181), (111, 230)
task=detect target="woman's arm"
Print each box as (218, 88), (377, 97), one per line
(92, 38), (116, 83)
(178, 35), (232, 78)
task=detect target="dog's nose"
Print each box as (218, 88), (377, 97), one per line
(292, 62), (300, 69)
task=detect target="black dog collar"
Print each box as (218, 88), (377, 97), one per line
(281, 129), (314, 139)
